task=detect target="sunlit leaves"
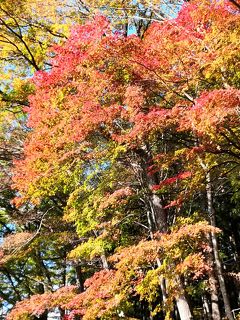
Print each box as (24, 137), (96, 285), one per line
(7, 220), (219, 319)
(8, 1), (240, 319)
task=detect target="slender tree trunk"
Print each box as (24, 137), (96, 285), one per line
(205, 170), (233, 320)
(209, 270), (221, 320)
(74, 265), (85, 320)
(62, 251), (67, 286)
(93, 231), (109, 270)
(101, 254), (109, 269)
(198, 160), (221, 319)
(76, 265), (84, 293)
(202, 294), (211, 320)
(210, 229), (233, 320)
(156, 257), (167, 302)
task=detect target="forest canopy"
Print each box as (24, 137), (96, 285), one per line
(0, 0), (239, 320)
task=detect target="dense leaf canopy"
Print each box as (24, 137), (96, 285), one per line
(0, 0), (239, 320)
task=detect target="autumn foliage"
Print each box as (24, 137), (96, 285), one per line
(2, 0), (240, 319)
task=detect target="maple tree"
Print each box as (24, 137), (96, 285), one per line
(7, 220), (219, 320)
(0, 1), (192, 317)
(0, 0), (239, 319)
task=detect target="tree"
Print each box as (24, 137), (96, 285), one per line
(0, 0), (194, 317)
(4, 0), (240, 319)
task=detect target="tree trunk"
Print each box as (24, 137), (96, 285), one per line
(135, 147), (192, 320)
(76, 265), (84, 293)
(149, 192), (168, 232)
(176, 294), (192, 320)
(209, 271), (221, 320)
(130, 147), (192, 319)
(101, 254), (109, 269)
(211, 229), (233, 320)
(93, 231), (109, 270)
(156, 257), (167, 302)
(202, 294), (211, 320)
(135, 146), (168, 232)
(205, 171), (233, 320)
(146, 167), (192, 320)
